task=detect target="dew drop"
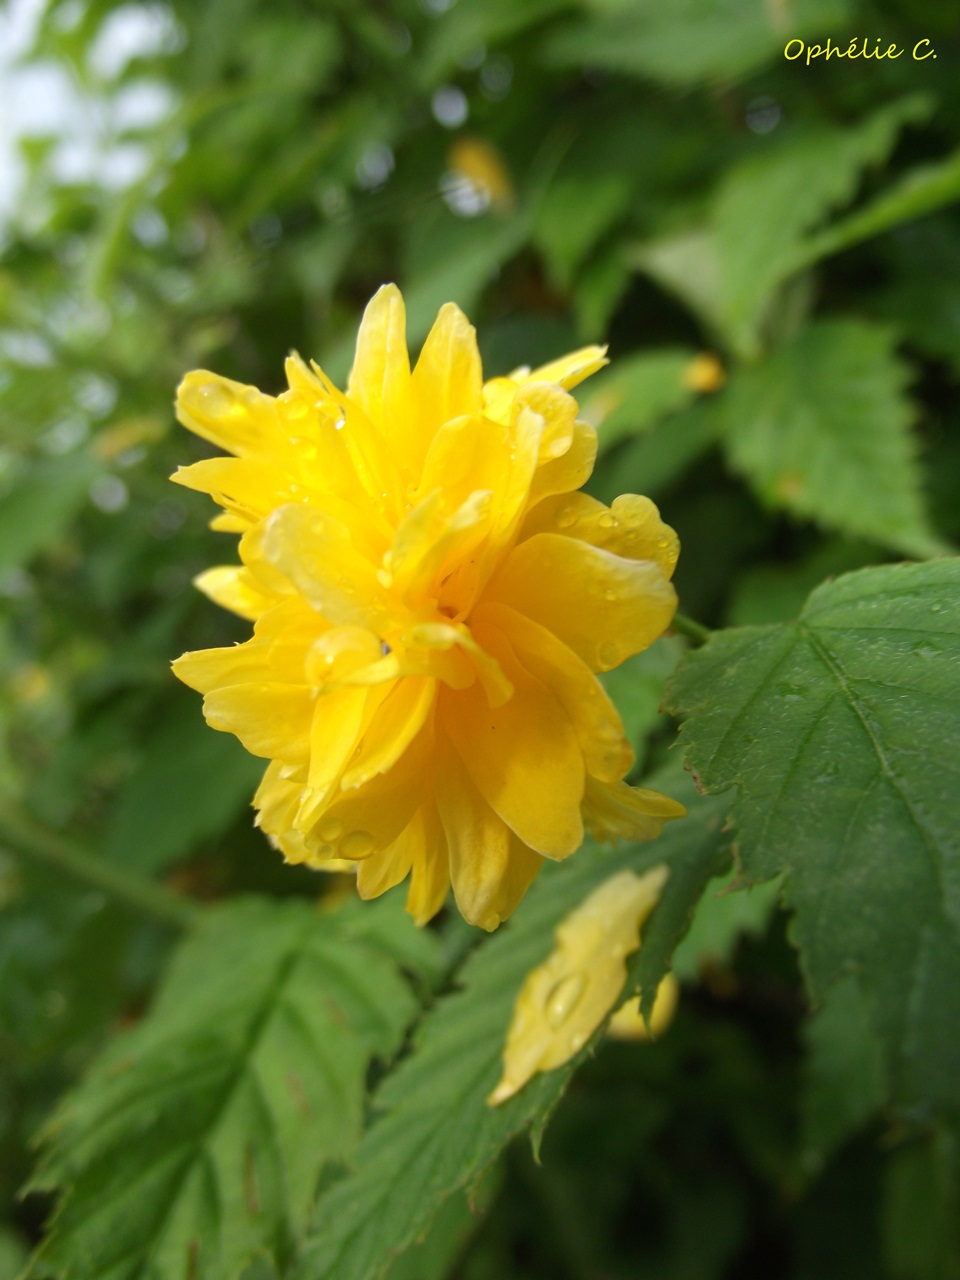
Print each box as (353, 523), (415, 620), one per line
(556, 505), (578, 529)
(604, 589), (617, 602)
(930, 601), (944, 614)
(334, 414), (346, 431)
(544, 973), (586, 1029)
(341, 830), (375, 858)
(598, 641), (622, 668)
(195, 382), (235, 418)
(777, 682), (807, 703)
(285, 397), (309, 421)
(598, 513), (616, 529)
(912, 641), (940, 659)
(318, 818), (343, 842)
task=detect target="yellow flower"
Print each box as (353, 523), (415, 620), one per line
(488, 866), (669, 1105)
(171, 285), (684, 929)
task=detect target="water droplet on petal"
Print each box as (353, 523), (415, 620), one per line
(341, 830), (375, 858)
(556, 505), (578, 529)
(598, 513), (615, 529)
(334, 414), (346, 431)
(285, 397), (309, 421)
(318, 818), (343, 842)
(195, 382), (235, 417)
(544, 973), (586, 1029)
(598, 641), (622, 668)
(604, 589), (617, 602)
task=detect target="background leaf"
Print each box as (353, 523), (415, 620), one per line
(666, 560), (960, 1113)
(293, 768), (729, 1280)
(28, 896), (439, 1280)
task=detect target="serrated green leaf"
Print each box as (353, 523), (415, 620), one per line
(719, 319), (942, 558)
(628, 98), (931, 355)
(28, 896), (437, 1280)
(671, 870), (781, 981)
(801, 976), (886, 1172)
(666, 560), (960, 1113)
(292, 769), (728, 1280)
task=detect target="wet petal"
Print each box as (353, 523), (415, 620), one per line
(203, 682), (315, 764)
(193, 566), (282, 620)
(435, 744), (544, 930)
(171, 457), (295, 524)
(440, 621), (583, 859)
(583, 775), (686, 843)
(485, 532), (677, 672)
(475, 602), (633, 782)
(405, 804), (451, 925)
(521, 492), (679, 579)
(488, 865), (668, 1105)
(607, 973), (680, 1041)
(176, 371), (292, 462)
(347, 283), (414, 451)
(341, 676), (436, 789)
(412, 302), (483, 447)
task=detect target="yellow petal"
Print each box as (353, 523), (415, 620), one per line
(525, 419), (598, 509)
(305, 686), (370, 798)
(435, 744), (544, 930)
(253, 504), (390, 631)
(193, 566), (282, 621)
(488, 865), (668, 1105)
(412, 302), (483, 445)
(527, 345), (608, 391)
(440, 621), (584, 859)
(486, 532), (677, 672)
(341, 676), (436, 789)
(474, 602), (633, 783)
(301, 720), (432, 861)
(202, 682), (315, 764)
(176, 371), (292, 462)
(347, 283), (415, 462)
(405, 804), (451, 925)
(583, 775), (686, 843)
(607, 973), (680, 1041)
(172, 640), (271, 695)
(171, 457), (295, 524)
(521, 492), (679, 579)
(356, 809), (420, 900)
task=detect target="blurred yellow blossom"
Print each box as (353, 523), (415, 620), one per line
(171, 286), (684, 929)
(447, 137), (515, 211)
(607, 971), (679, 1041)
(488, 865), (669, 1104)
(682, 352), (726, 393)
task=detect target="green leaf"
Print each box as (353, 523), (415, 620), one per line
(719, 319), (942, 558)
(628, 98), (931, 355)
(28, 895), (437, 1280)
(801, 976), (886, 1173)
(599, 635), (683, 765)
(543, 0), (850, 87)
(798, 148), (960, 276)
(671, 870), (781, 981)
(666, 560), (960, 1114)
(292, 769), (729, 1280)
(0, 453), (100, 577)
(103, 698), (265, 875)
(582, 348), (699, 454)
(882, 1131), (960, 1280)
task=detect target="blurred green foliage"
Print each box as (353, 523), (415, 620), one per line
(2, 0), (960, 1276)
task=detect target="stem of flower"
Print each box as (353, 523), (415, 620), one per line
(671, 612), (712, 645)
(0, 805), (199, 931)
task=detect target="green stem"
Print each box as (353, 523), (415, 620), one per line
(672, 612), (712, 645)
(0, 805), (199, 931)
